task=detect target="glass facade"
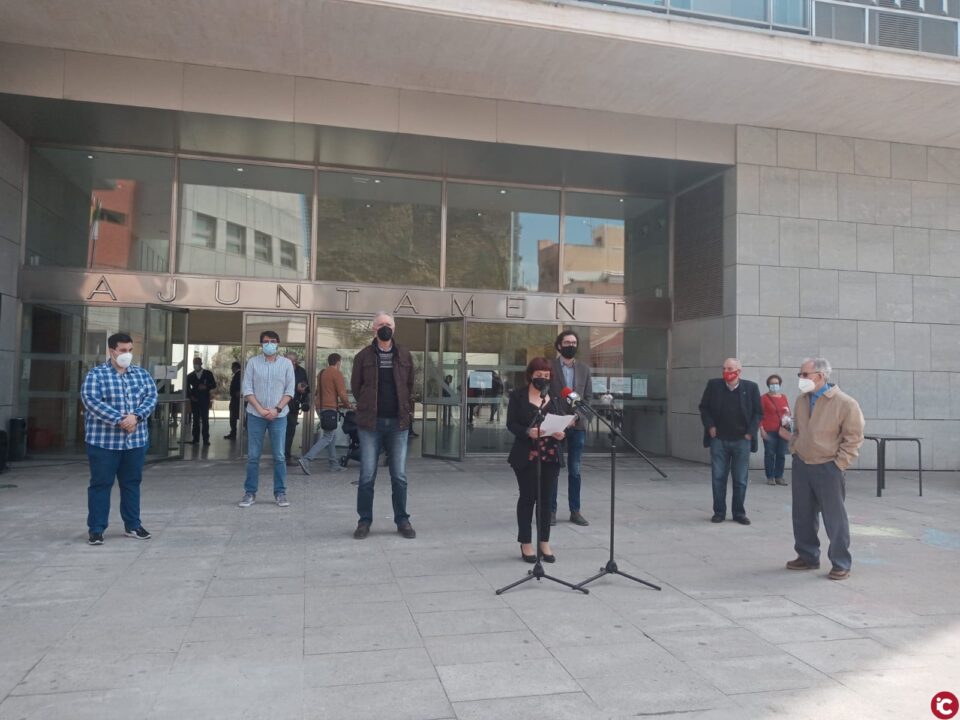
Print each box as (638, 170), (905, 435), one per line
(316, 172), (441, 287)
(26, 148), (173, 272)
(21, 145), (674, 459)
(178, 160), (313, 280)
(446, 184), (560, 293)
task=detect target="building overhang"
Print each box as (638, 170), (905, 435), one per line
(1, 0), (959, 148)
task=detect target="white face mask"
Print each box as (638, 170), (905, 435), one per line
(115, 352), (134, 369)
(798, 377), (816, 394)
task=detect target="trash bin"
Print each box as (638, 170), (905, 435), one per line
(8, 418), (26, 461)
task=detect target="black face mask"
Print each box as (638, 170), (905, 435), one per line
(559, 346), (577, 360)
(531, 377), (549, 391)
(376, 326), (394, 342)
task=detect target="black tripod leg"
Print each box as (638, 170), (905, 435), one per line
(612, 568), (661, 591)
(495, 572), (536, 595)
(541, 573), (589, 594)
(574, 568), (609, 590)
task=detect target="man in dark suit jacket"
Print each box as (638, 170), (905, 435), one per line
(698, 358), (762, 525)
(284, 352), (311, 465)
(548, 330), (593, 527)
(187, 358), (217, 445)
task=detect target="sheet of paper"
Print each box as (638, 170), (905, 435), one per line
(539, 413), (575, 435)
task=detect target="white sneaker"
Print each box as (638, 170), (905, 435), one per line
(238, 493), (255, 508)
(275, 493), (290, 507)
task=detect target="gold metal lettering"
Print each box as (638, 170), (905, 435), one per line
(394, 292), (419, 314)
(215, 281), (241, 306)
(450, 294), (475, 317)
(157, 279), (178, 303)
(276, 284), (302, 309)
(86, 275), (117, 302)
(556, 298), (576, 320)
(605, 299), (626, 322)
(336, 287), (359, 311)
(506, 296), (526, 318)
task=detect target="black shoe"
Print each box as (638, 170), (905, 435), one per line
(541, 553), (556, 563)
(521, 549), (536, 563)
(550, 512), (557, 526)
(570, 511), (589, 526)
(397, 521), (417, 539)
(353, 522), (370, 539)
(87, 532), (104, 545)
(223, 434), (236, 439)
(202, 440), (211, 446)
(186, 439), (199, 444)
(124, 526), (152, 539)
(734, 516), (751, 525)
(711, 514), (724, 523)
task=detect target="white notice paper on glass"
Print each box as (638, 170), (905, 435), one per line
(539, 413), (576, 436)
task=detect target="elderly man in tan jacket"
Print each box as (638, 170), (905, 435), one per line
(787, 357), (865, 580)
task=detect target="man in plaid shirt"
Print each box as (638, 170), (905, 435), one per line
(80, 332), (158, 545)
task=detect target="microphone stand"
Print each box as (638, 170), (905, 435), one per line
(571, 398), (665, 592)
(496, 393), (588, 596)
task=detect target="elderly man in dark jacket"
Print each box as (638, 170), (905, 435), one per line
(699, 358), (762, 525)
(350, 311), (417, 540)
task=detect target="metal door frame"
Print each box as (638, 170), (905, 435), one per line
(144, 303), (189, 461)
(422, 317), (467, 460)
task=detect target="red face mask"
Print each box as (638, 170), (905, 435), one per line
(723, 370), (740, 384)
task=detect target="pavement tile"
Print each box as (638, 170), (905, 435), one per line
(436, 658), (579, 702)
(413, 608), (525, 637)
(450, 693), (606, 720)
(303, 620), (424, 655)
(303, 647), (436, 688)
(424, 629), (550, 666)
(303, 678), (452, 720)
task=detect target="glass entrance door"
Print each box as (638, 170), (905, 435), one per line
(143, 305), (188, 460)
(422, 318), (465, 460)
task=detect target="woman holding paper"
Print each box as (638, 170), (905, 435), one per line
(506, 356), (570, 563)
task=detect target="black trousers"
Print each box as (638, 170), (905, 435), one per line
(285, 409), (300, 459)
(514, 460), (559, 544)
(228, 397), (240, 436)
(191, 400), (210, 441)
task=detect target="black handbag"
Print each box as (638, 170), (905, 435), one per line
(319, 409), (339, 432)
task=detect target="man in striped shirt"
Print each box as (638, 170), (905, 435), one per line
(239, 330), (295, 508)
(80, 332), (158, 546)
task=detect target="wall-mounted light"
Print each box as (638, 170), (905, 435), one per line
(499, 189), (508, 195)
(236, 167), (244, 173)
(87, 154), (95, 160)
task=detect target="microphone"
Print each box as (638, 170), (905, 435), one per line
(560, 387), (582, 407)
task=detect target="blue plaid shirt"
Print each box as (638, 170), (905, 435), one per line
(81, 362), (158, 450)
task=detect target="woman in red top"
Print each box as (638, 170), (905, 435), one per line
(760, 374), (791, 486)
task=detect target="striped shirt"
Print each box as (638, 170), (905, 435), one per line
(242, 354), (295, 417)
(81, 362), (158, 450)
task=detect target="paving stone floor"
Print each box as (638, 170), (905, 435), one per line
(0, 454), (957, 719)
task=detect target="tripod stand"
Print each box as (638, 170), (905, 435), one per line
(573, 402), (667, 592)
(496, 395), (588, 596)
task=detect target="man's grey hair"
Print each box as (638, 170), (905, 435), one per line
(803, 357), (832, 379)
(373, 311), (394, 326)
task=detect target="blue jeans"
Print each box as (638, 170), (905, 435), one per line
(86, 443), (147, 533)
(763, 432), (788, 480)
(551, 428), (585, 513)
(304, 427), (338, 468)
(356, 417), (409, 526)
(245, 413), (287, 496)
(710, 437), (750, 519)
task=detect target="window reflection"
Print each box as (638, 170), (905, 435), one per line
(316, 172), (441, 286)
(446, 184), (559, 292)
(27, 148), (173, 272)
(178, 161), (312, 279)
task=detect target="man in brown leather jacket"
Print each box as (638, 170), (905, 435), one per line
(350, 312), (417, 540)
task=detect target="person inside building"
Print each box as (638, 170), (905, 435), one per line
(284, 351), (311, 465)
(224, 360), (241, 440)
(187, 356), (217, 446)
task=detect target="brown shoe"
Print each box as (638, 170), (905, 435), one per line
(569, 511), (589, 526)
(353, 522), (370, 540)
(786, 557), (820, 570)
(397, 521), (416, 539)
(828, 567), (850, 581)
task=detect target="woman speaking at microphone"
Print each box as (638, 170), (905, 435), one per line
(506, 357), (567, 563)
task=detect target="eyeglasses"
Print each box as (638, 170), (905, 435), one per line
(797, 371), (821, 378)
